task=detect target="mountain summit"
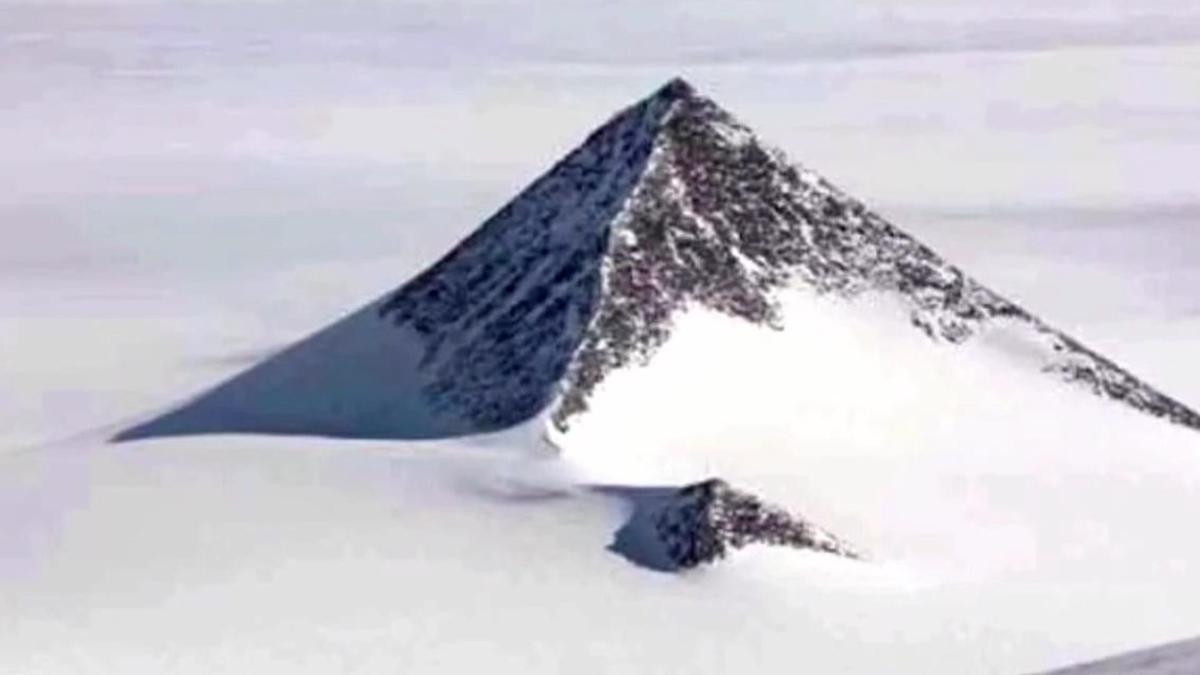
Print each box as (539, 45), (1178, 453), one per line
(116, 77), (1200, 442)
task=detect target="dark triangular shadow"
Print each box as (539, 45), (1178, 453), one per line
(113, 296), (481, 442)
(591, 485), (686, 573)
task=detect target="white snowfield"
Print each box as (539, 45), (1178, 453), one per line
(4, 2), (1200, 674)
(1038, 637), (1200, 674)
(8, 294), (1200, 675)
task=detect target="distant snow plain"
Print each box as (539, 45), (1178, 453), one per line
(3, 2), (1200, 673)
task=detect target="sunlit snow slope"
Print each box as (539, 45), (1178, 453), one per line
(117, 78), (1199, 445)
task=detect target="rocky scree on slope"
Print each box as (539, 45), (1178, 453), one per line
(379, 77), (1200, 435)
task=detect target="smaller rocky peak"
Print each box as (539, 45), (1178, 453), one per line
(605, 479), (861, 572)
(655, 479), (861, 569)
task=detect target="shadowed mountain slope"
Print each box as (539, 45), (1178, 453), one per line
(115, 78), (1200, 443)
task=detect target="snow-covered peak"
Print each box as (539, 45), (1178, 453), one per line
(117, 78), (1200, 443)
(378, 77), (1200, 436)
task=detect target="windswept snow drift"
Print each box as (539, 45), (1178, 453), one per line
(7, 357), (1200, 674)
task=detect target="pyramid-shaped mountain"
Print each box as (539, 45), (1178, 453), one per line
(116, 78), (1200, 442)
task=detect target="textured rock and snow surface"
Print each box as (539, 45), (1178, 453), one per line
(6, 4), (1200, 674)
(119, 78), (1199, 443)
(109, 77), (1200, 582)
(603, 478), (860, 571)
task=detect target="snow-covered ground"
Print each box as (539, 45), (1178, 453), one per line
(1039, 636), (1200, 674)
(3, 2), (1200, 673)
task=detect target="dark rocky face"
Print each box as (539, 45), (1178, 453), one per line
(653, 479), (859, 569)
(377, 82), (677, 430)
(379, 78), (1200, 436)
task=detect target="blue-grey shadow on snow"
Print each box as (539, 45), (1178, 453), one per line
(112, 297), (485, 442)
(591, 485), (685, 573)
